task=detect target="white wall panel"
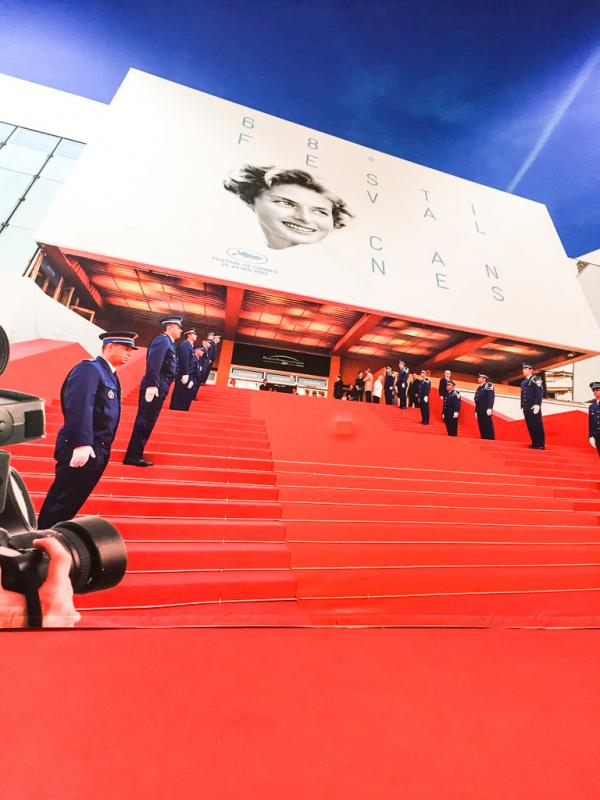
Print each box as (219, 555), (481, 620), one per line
(35, 69), (600, 354)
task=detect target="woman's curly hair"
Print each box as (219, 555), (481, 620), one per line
(224, 165), (354, 229)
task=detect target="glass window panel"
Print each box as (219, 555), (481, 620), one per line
(0, 168), (31, 221)
(10, 127), (59, 153)
(231, 379), (260, 390)
(297, 377), (327, 389)
(266, 372), (296, 385)
(54, 139), (85, 159)
(0, 225), (38, 277)
(10, 177), (63, 229)
(0, 122), (16, 142)
(0, 143), (49, 175)
(41, 154), (77, 182)
(231, 367), (264, 381)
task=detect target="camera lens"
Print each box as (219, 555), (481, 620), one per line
(8, 516), (127, 594)
(52, 517), (128, 593)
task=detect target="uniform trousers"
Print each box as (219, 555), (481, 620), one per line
(191, 380), (202, 402)
(170, 379), (190, 410)
(444, 417), (458, 437)
(38, 444), (110, 529)
(124, 384), (170, 461)
(170, 380), (195, 411)
(420, 402), (430, 424)
(191, 366), (211, 401)
(476, 411), (495, 440)
(594, 436), (600, 458)
(398, 386), (407, 408)
(524, 408), (545, 448)
(384, 390), (395, 405)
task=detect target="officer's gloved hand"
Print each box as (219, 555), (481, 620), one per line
(589, 437), (596, 448)
(145, 387), (159, 403)
(181, 375), (189, 384)
(423, 396), (428, 403)
(486, 408), (493, 416)
(70, 445), (95, 468)
(532, 405), (540, 414)
(189, 381), (194, 389)
(453, 412), (459, 419)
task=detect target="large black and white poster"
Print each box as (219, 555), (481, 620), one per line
(36, 69), (600, 353)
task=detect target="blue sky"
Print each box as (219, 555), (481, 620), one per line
(1, 0), (598, 256)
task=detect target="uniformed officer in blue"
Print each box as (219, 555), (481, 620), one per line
(37, 331), (138, 529)
(169, 328), (197, 411)
(191, 339), (212, 402)
(520, 363), (545, 449)
(190, 343), (205, 397)
(442, 379), (461, 436)
(197, 332), (221, 388)
(383, 366), (396, 405)
(123, 316), (183, 466)
(394, 360), (410, 409)
(474, 373), (495, 440)
(588, 382), (600, 456)
(418, 369), (431, 424)
(199, 336), (216, 386)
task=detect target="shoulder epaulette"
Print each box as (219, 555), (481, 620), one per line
(532, 376), (543, 386)
(485, 382), (493, 390)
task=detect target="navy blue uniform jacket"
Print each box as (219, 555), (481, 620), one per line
(395, 367), (410, 389)
(474, 382), (495, 412)
(143, 334), (177, 391)
(589, 400), (600, 436)
(418, 378), (431, 402)
(520, 376), (543, 409)
(177, 339), (194, 376)
(442, 390), (461, 417)
(55, 356), (121, 456)
(195, 347), (210, 382)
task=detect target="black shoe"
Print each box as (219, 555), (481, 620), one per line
(123, 458), (154, 467)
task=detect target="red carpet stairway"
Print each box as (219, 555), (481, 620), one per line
(7, 386), (600, 627)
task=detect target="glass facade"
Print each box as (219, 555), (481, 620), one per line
(0, 121), (85, 278)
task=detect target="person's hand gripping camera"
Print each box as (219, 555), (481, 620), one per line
(0, 537), (80, 628)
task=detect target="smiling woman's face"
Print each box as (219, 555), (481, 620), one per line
(252, 183), (335, 249)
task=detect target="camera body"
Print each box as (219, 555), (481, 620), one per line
(0, 326), (127, 607)
(0, 526), (49, 595)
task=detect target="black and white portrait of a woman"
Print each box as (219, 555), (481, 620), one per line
(224, 165), (355, 251)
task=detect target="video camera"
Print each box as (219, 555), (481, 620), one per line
(0, 326), (127, 626)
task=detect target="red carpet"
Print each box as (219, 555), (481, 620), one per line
(3, 354), (600, 797)
(6, 383), (600, 627)
(3, 628), (600, 799)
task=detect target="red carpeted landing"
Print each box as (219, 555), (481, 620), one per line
(2, 628), (600, 799)
(6, 384), (600, 627)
